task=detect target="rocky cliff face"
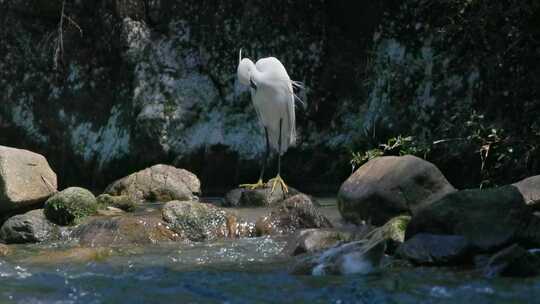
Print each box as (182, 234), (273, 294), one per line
(0, 0), (375, 192)
(1, 1), (538, 192)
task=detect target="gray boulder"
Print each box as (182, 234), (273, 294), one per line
(0, 146), (57, 213)
(44, 187), (98, 226)
(105, 164), (200, 202)
(405, 185), (540, 252)
(0, 209), (58, 243)
(162, 200), (253, 241)
(255, 194), (332, 236)
(396, 233), (470, 265)
(338, 155), (455, 225)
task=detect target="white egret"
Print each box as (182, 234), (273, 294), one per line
(237, 50), (302, 194)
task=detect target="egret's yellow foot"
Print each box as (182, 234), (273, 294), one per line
(268, 174), (289, 195)
(240, 179), (265, 190)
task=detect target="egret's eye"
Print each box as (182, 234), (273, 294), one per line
(250, 78), (257, 90)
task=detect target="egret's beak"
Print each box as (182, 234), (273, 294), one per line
(250, 77), (257, 90)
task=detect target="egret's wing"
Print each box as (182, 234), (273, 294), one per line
(251, 90), (265, 128)
(286, 81), (297, 146)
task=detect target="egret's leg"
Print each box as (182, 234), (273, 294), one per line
(240, 128), (270, 189)
(268, 119), (289, 195)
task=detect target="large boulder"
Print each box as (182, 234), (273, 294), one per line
(513, 175), (540, 207)
(396, 233), (471, 265)
(0, 209), (58, 243)
(72, 214), (182, 247)
(105, 164), (200, 203)
(338, 155), (455, 225)
(255, 194), (333, 236)
(0, 146), (57, 213)
(162, 200), (253, 241)
(44, 187), (98, 226)
(406, 185), (540, 252)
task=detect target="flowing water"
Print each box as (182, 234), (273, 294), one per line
(0, 199), (538, 303)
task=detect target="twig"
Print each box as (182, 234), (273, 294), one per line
(41, 175), (58, 193)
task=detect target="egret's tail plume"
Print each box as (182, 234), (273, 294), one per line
(292, 80), (306, 110)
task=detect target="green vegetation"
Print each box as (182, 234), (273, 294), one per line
(351, 0), (540, 188)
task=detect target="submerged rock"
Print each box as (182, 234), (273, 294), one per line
(162, 200), (252, 241)
(25, 247), (114, 264)
(105, 164), (200, 202)
(284, 228), (368, 256)
(0, 209), (58, 244)
(96, 194), (136, 212)
(406, 185), (540, 252)
(0, 244), (10, 256)
(72, 214), (182, 247)
(223, 186), (300, 207)
(44, 187), (98, 226)
(255, 194), (332, 236)
(338, 155), (455, 225)
(483, 244), (540, 278)
(396, 233), (470, 265)
(291, 240), (386, 276)
(0, 146), (57, 213)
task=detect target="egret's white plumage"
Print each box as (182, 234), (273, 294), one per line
(237, 52), (300, 155)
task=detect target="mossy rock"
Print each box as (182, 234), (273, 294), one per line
(44, 187), (98, 226)
(96, 194), (136, 212)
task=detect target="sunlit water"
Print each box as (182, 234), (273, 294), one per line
(0, 199), (538, 303)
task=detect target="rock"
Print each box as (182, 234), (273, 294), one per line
(0, 244), (11, 256)
(338, 155), (456, 225)
(291, 240), (386, 276)
(284, 228), (368, 256)
(513, 175), (540, 207)
(44, 187), (98, 226)
(0, 146), (58, 213)
(105, 164), (200, 203)
(96, 194), (136, 212)
(223, 186), (301, 207)
(162, 200), (253, 241)
(72, 214), (182, 247)
(96, 206), (126, 217)
(396, 233), (470, 265)
(382, 215), (411, 254)
(405, 185), (540, 252)
(223, 188), (244, 207)
(0, 209), (58, 243)
(255, 194), (333, 236)
(25, 247), (114, 264)
(484, 244), (540, 277)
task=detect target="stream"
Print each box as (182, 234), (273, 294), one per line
(0, 199), (538, 303)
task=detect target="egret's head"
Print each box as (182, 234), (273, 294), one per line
(237, 54), (255, 86)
